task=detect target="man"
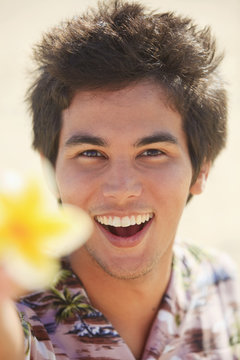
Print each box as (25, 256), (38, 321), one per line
(1, 0), (239, 359)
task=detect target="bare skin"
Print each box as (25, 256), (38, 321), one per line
(0, 269), (25, 360)
(71, 245), (173, 359)
(0, 82), (208, 360)
(56, 81), (208, 359)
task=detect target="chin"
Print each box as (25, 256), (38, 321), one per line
(86, 244), (160, 280)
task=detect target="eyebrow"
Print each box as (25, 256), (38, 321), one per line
(64, 131), (178, 148)
(64, 134), (107, 147)
(134, 132), (178, 147)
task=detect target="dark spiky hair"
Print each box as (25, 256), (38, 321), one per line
(28, 0), (227, 184)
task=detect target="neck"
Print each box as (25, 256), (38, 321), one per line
(70, 247), (173, 360)
(70, 244), (173, 303)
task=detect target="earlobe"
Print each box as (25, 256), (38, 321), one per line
(190, 162), (211, 195)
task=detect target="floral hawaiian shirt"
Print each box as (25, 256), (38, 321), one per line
(16, 242), (240, 359)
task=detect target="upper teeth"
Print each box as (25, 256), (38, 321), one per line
(95, 213), (153, 227)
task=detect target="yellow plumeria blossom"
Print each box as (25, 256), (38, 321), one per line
(0, 171), (93, 290)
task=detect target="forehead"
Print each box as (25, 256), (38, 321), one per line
(60, 81), (182, 142)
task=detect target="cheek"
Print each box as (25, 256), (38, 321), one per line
(55, 165), (94, 207)
(148, 163), (192, 204)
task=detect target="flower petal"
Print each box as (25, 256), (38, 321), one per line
(0, 170), (92, 290)
(1, 250), (60, 290)
(42, 204), (93, 257)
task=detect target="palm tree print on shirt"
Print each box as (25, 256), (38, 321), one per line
(41, 267), (119, 340)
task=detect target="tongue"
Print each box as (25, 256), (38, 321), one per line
(106, 223), (145, 237)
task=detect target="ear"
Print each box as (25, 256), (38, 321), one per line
(190, 162), (211, 195)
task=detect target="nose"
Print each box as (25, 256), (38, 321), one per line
(102, 160), (142, 203)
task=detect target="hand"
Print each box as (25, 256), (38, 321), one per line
(0, 266), (27, 301)
(0, 267), (25, 360)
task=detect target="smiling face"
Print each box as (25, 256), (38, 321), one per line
(55, 81), (205, 280)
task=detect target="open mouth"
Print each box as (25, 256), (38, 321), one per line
(95, 213), (154, 238)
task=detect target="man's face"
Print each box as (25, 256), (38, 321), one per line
(55, 81), (203, 280)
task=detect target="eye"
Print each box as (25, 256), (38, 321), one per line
(140, 149), (164, 157)
(79, 150), (104, 158)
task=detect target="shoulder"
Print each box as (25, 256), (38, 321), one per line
(173, 241), (239, 287)
(16, 289), (57, 360)
(172, 241), (240, 313)
(15, 259), (84, 359)
(16, 258), (84, 324)
(172, 241), (240, 355)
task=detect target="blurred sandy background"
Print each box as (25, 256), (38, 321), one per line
(0, 0), (239, 265)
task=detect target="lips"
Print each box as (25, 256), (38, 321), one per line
(95, 213), (153, 239)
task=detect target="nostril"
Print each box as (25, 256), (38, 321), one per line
(102, 182), (142, 200)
